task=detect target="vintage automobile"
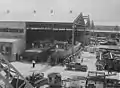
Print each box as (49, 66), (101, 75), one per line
(66, 62), (88, 72)
(47, 72), (62, 88)
(26, 72), (48, 87)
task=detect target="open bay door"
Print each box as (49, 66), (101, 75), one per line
(0, 53), (33, 88)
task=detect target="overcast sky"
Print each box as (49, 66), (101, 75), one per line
(0, 0), (120, 25)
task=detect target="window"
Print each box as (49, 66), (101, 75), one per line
(0, 28), (8, 32)
(49, 77), (52, 82)
(0, 28), (24, 33)
(9, 29), (18, 32)
(6, 47), (11, 54)
(18, 29), (24, 33)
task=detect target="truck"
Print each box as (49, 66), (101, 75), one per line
(66, 62), (88, 72)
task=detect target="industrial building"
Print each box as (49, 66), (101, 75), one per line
(0, 21), (26, 61)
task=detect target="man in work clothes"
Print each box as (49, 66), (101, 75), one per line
(32, 60), (36, 68)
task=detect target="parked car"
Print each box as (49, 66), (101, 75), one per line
(66, 62), (88, 72)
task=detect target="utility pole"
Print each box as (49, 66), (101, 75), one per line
(72, 24), (76, 62)
(91, 20), (95, 38)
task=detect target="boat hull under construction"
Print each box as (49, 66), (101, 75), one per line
(21, 40), (81, 63)
(48, 41), (81, 65)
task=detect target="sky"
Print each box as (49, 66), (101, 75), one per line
(0, 0), (119, 26)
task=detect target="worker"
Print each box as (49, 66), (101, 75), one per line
(20, 56), (23, 61)
(108, 64), (112, 74)
(78, 56), (80, 59)
(81, 58), (83, 63)
(32, 43), (34, 48)
(47, 56), (52, 65)
(32, 60), (36, 68)
(56, 45), (59, 49)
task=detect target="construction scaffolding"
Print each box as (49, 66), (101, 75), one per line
(0, 53), (33, 88)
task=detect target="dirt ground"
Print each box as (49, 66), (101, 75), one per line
(11, 51), (120, 87)
(11, 52), (95, 78)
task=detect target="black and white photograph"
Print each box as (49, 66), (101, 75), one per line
(0, 0), (120, 88)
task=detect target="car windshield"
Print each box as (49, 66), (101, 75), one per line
(75, 63), (81, 65)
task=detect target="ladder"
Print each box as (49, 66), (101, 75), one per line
(0, 53), (33, 88)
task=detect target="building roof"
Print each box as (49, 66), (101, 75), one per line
(0, 21), (25, 29)
(95, 25), (120, 31)
(26, 22), (73, 29)
(0, 38), (20, 43)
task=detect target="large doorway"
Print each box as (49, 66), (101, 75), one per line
(26, 29), (72, 48)
(1, 44), (12, 55)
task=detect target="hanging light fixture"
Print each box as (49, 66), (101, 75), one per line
(50, 9), (54, 16)
(33, 10), (36, 14)
(70, 10), (72, 14)
(6, 10), (10, 14)
(50, 9), (53, 14)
